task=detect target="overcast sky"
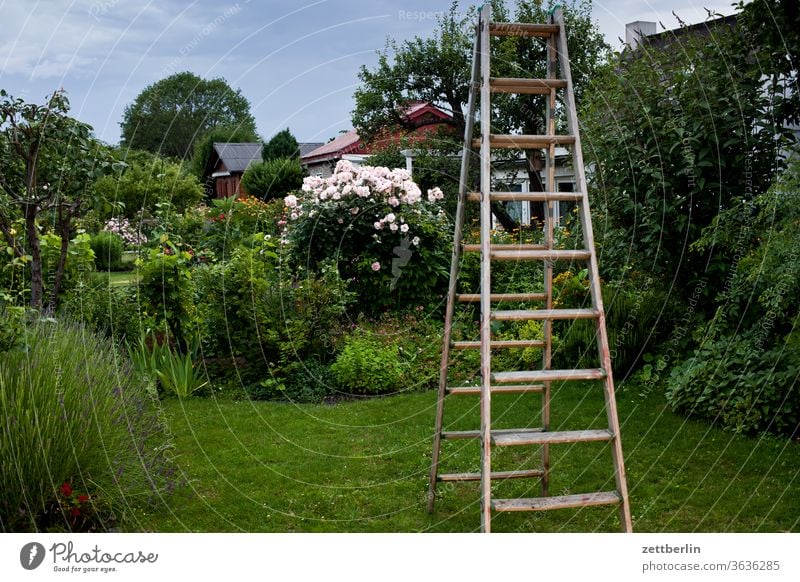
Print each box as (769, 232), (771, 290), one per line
(0, 0), (738, 146)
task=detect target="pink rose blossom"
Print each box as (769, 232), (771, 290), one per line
(371, 261), (381, 271)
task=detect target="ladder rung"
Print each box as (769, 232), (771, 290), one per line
(473, 134), (575, 149)
(492, 308), (600, 321)
(492, 428), (613, 446)
(489, 22), (560, 37)
(457, 293), (547, 303)
(452, 340), (546, 349)
(467, 192), (584, 202)
(441, 428), (542, 440)
(490, 77), (567, 94)
(446, 384), (545, 395)
(463, 243), (546, 252)
(491, 249), (591, 261)
(492, 369), (607, 383)
(492, 491), (622, 512)
(438, 469), (544, 482)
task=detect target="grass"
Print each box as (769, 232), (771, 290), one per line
(130, 381), (800, 533)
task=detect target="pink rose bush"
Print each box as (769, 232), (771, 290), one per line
(284, 160), (451, 313)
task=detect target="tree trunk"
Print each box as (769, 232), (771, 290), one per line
(24, 204), (43, 310)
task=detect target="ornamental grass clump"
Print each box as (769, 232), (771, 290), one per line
(285, 160), (451, 313)
(0, 321), (175, 532)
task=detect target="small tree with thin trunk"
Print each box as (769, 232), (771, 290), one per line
(0, 90), (117, 312)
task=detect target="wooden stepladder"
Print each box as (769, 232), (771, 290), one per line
(427, 6), (632, 533)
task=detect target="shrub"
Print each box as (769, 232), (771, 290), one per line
(331, 333), (406, 395)
(91, 231), (124, 271)
(0, 321), (175, 532)
(102, 217), (147, 247)
(666, 332), (800, 437)
(287, 159), (451, 314)
(241, 157), (303, 201)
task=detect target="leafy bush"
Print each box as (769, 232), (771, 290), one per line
(136, 239), (195, 352)
(0, 321), (175, 532)
(331, 333), (406, 395)
(92, 150), (203, 219)
(193, 241), (351, 387)
(287, 159), (451, 313)
(241, 157), (303, 201)
(245, 358), (339, 403)
(0, 296), (26, 353)
(666, 332), (800, 437)
(91, 231), (124, 271)
(39, 232), (96, 297)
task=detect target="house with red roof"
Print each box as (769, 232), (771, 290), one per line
(300, 101), (453, 177)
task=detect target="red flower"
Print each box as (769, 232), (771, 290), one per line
(60, 482), (73, 497)
(71, 508), (81, 518)
(78, 494), (90, 504)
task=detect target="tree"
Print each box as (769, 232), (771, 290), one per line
(92, 150), (204, 219)
(0, 90), (117, 311)
(120, 72), (257, 159)
(241, 157), (303, 200)
(262, 128), (299, 161)
(352, 0), (610, 229)
(189, 124), (260, 180)
(582, 11), (791, 299)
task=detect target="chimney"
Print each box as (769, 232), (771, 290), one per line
(625, 21), (657, 48)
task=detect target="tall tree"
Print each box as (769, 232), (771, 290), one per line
(0, 90), (117, 311)
(352, 0), (610, 228)
(582, 10), (791, 298)
(262, 128), (300, 161)
(120, 72), (257, 159)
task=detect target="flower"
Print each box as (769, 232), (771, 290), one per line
(78, 494), (90, 504)
(411, 236), (420, 247)
(284, 194), (298, 208)
(71, 508), (81, 518)
(400, 224), (409, 233)
(371, 261), (381, 271)
(60, 482), (73, 497)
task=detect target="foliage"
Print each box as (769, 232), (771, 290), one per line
(0, 320), (175, 532)
(193, 241), (351, 387)
(665, 157), (800, 436)
(189, 124), (260, 180)
(666, 332), (800, 437)
(136, 239), (195, 352)
(39, 232), (96, 296)
(0, 296), (25, 353)
(92, 149), (204, 220)
(154, 345), (208, 398)
(287, 160), (451, 313)
(91, 231), (124, 271)
(241, 157), (303, 201)
(0, 89), (119, 311)
(583, 12), (792, 298)
(331, 333), (406, 395)
(120, 71), (257, 159)
(262, 128), (300, 161)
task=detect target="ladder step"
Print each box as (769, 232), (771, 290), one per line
(463, 243), (546, 252)
(489, 22), (560, 37)
(467, 191), (585, 202)
(492, 491), (622, 512)
(492, 368), (607, 383)
(438, 469), (544, 482)
(473, 134), (575, 149)
(457, 293), (547, 303)
(490, 77), (567, 94)
(442, 427), (542, 440)
(492, 428), (613, 446)
(492, 308), (600, 321)
(446, 384), (545, 395)
(452, 340), (545, 349)
(490, 249), (591, 261)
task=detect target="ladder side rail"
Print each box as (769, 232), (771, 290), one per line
(551, 7), (633, 532)
(427, 18), (483, 513)
(478, 3), (494, 534)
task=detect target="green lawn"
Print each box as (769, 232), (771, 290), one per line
(132, 382), (800, 533)
(94, 269), (139, 287)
